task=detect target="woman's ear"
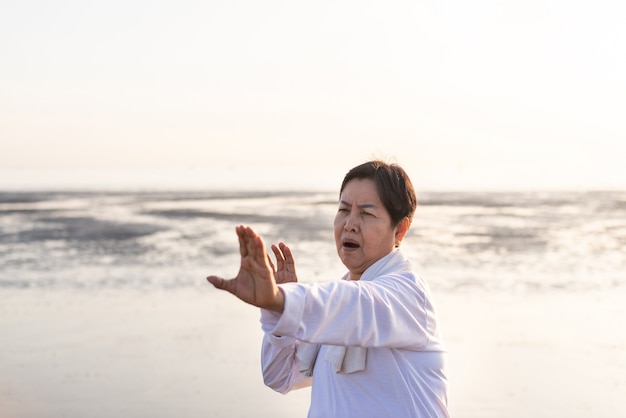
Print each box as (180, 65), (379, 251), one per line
(394, 217), (410, 247)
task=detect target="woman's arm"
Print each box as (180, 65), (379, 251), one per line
(267, 275), (439, 350)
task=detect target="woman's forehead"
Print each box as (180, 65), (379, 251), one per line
(339, 178), (381, 204)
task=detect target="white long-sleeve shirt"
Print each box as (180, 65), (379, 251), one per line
(260, 250), (449, 418)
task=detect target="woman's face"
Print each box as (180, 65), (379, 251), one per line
(334, 178), (406, 280)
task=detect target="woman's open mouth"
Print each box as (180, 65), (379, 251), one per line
(342, 239), (360, 250)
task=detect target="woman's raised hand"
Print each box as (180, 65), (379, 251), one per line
(206, 225), (284, 312)
(268, 242), (298, 284)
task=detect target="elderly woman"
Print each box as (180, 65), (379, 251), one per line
(207, 160), (449, 417)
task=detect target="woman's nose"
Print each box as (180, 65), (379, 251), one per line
(344, 215), (359, 232)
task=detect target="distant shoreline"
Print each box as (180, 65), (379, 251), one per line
(2, 167), (625, 192)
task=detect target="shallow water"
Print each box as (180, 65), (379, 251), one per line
(2, 189), (625, 292)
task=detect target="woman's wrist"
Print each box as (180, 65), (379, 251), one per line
(266, 287), (285, 313)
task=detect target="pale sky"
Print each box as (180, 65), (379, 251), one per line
(1, 0), (625, 190)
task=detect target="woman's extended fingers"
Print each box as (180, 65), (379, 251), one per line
(279, 242), (295, 269)
(206, 225), (284, 312)
(243, 226), (272, 273)
(272, 242), (297, 284)
(271, 244), (286, 271)
(244, 227), (260, 260)
(207, 275), (235, 294)
(237, 225), (262, 263)
(236, 225), (248, 258)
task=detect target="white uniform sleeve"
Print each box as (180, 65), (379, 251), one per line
(265, 273), (439, 350)
(260, 309), (313, 394)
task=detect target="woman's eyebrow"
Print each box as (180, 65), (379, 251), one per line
(339, 200), (378, 209)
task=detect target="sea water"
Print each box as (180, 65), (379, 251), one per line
(1, 189), (625, 292)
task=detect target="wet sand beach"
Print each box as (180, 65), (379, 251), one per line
(1, 286), (625, 418)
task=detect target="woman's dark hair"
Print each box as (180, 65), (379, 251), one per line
(340, 160), (417, 226)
